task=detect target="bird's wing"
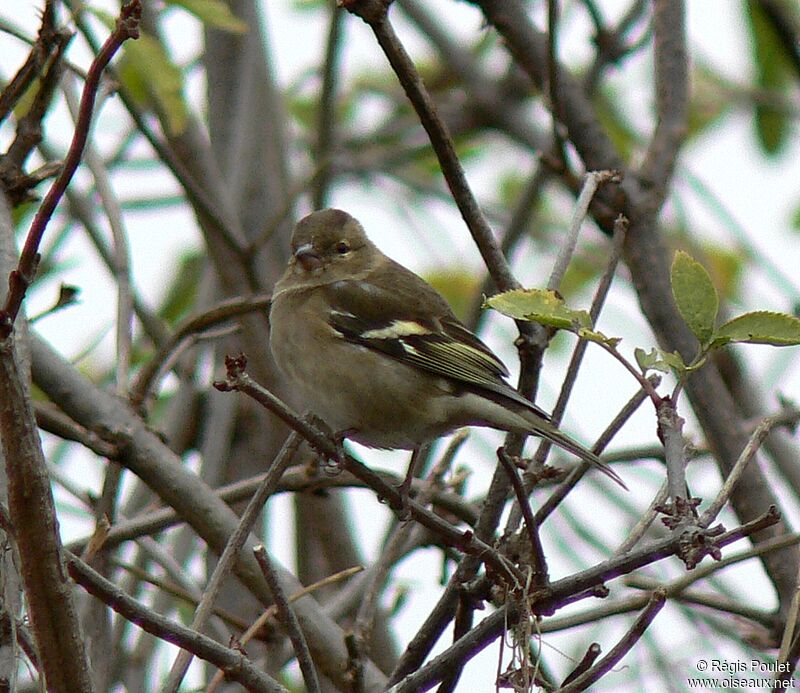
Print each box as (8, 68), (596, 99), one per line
(323, 267), (551, 420)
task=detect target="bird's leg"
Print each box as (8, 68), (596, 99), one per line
(394, 447), (424, 520)
(301, 413), (348, 475)
(326, 427), (357, 476)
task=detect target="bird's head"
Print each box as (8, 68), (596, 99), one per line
(288, 209), (374, 278)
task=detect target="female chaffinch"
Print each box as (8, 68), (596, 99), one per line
(269, 208), (624, 487)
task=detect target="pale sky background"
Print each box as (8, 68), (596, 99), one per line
(2, 1), (800, 690)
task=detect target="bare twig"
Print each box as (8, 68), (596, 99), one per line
(547, 171), (620, 291)
(637, 0), (688, 200)
(130, 293), (271, 407)
(510, 214), (629, 526)
(535, 377), (654, 523)
(66, 553), (287, 692)
(614, 480), (669, 556)
(498, 448), (548, 584)
(64, 1), (249, 260)
(63, 77), (134, 394)
(206, 566), (363, 693)
(561, 642), (601, 687)
(62, 464), (478, 557)
(546, 0), (568, 172)
(163, 432), (302, 692)
(254, 546), (321, 693)
(0, 3), (60, 122)
(312, 5), (345, 209)
(700, 407), (800, 528)
(0, 0), (142, 338)
(343, 0), (519, 293)
(657, 397), (689, 510)
(557, 589), (666, 692)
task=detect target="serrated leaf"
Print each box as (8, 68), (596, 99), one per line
(577, 327), (619, 347)
(167, 0), (247, 33)
(671, 251), (718, 343)
(711, 311), (800, 348)
(118, 33), (188, 136)
(635, 347), (663, 372)
(484, 289), (592, 331)
(634, 347), (687, 374)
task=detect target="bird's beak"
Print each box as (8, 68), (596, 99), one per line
(293, 243), (323, 272)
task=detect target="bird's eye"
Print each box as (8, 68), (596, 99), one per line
(335, 241), (350, 255)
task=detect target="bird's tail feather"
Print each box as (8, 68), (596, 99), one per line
(528, 416), (627, 490)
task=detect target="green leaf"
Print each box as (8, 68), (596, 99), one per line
(634, 347), (686, 374)
(423, 269), (480, 324)
(118, 32), (189, 136)
(167, 0), (247, 33)
(670, 251), (718, 343)
(746, 2), (793, 155)
(593, 87), (639, 162)
(711, 311), (800, 348)
(484, 288), (592, 331)
(158, 251), (204, 325)
(686, 63), (732, 142)
(577, 327), (619, 347)
(792, 200), (800, 233)
(699, 241), (744, 302)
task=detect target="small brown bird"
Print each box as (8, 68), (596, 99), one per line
(269, 208), (624, 487)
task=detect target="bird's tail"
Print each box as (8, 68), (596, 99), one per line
(527, 415), (627, 490)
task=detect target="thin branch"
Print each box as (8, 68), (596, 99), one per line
(110, 557), (247, 633)
(637, 0), (688, 204)
(614, 480), (669, 556)
(30, 335), (388, 690)
(343, 0), (520, 293)
(254, 546), (321, 693)
(206, 566), (363, 693)
(535, 377), (653, 523)
(700, 407), (800, 528)
(0, 0), (142, 338)
(351, 445), (456, 681)
(497, 448), (547, 584)
(395, 509), (776, 692)
(66, 553), (287, 693)
(130, 293), (272, 407)
(547, 171), (620, 291)
(312, 5), (345, 209)
(62, 464), (478, 556)
(546, 0), (568, 172)
(0, 3), (59, 122)
(557, 589), (666, 692)
(509, 214), (629, 529)
(658, 398), (689, 509)
(63, 0), (249, 261)
(63, 77), (134, 394)
(162, 432), (302, 692)
(584, 0), (649, 92)
(561, 642), (601, 687)
(1, 344), (93, 692)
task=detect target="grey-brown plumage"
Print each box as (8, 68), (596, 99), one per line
(269, 208), (625, 488)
